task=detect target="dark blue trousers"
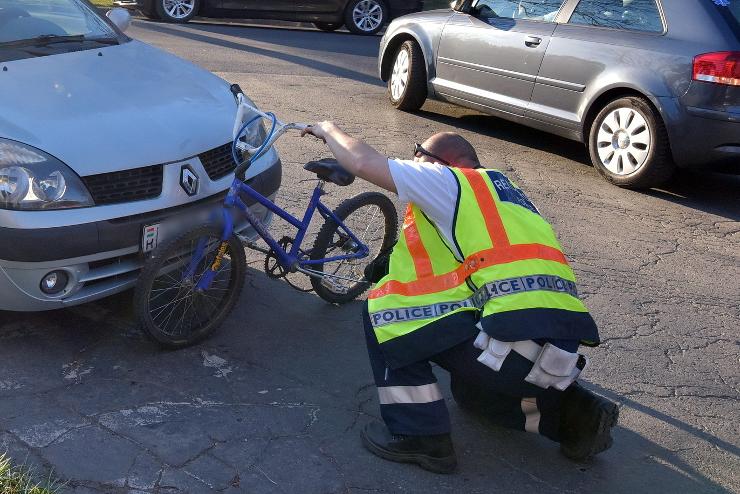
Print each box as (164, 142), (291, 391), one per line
(363, 304), (572, 442)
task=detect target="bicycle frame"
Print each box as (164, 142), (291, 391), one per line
(184, 92), (371, 290)
(191, 174), (370, 290)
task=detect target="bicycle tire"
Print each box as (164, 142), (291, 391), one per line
(134, 225), (246, 349)
(310, 192), (398, 304)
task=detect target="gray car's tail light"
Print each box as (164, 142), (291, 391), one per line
(693, 51), (740, 86)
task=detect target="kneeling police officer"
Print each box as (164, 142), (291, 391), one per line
(303, 122), (619, 473)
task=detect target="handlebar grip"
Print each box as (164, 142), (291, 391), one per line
(234, 161), (250, 180)
(230, 84), (243, 98)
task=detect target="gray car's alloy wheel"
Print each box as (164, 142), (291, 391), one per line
(155, 0), (199, 23)
(345, 0), (387, 35)
(388, 40), (427, 111)
(588, 96), (674, 189)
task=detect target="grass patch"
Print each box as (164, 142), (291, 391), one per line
(88, 0), (115, 7)
(0, 454), (64, 494)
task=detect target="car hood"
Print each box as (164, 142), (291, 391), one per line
(0, 40), (235, 176)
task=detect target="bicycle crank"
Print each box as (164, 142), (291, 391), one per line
(264, 237), (313, 292)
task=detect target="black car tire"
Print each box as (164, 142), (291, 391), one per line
(314, 22), (343, 32)
(139, 4), (160, 20)
(388, 40), (427, 111)
(154, 0), (199, 23)
(588, 96), (675, 189)
(344, 0), (388, 35)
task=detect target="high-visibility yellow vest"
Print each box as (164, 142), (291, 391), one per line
(367, 167), (598, 368)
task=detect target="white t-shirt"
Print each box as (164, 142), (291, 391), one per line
(387, 158), (463, 259)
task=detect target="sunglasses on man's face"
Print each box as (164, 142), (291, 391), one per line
(413, 143), (452, 167)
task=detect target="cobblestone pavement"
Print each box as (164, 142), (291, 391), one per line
(0, 20), (738, 494)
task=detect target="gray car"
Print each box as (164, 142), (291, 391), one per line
(0, 1), (279, 311)
(379, 0), (739, 188)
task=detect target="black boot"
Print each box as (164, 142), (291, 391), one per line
(360, 421), (457, 474)
(559, 383), (619, 461)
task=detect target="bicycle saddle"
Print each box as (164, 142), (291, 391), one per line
(304, 158), (355, 186)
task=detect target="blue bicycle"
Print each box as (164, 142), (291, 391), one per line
(134, 91), (397, 348)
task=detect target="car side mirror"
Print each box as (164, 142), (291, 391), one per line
(451, 0), (472, 13)
(106, 8), (131, 32)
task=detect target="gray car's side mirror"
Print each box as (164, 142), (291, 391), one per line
(106, 8), (131, 32)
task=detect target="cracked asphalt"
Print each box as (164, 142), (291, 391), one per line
(1, 19), (739, 494)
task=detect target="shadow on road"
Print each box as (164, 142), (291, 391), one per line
(182, 21), (381, 58)
(0, 268), (733, 492)
(133, 20), (382, 87)
(416, 106), (740, 220)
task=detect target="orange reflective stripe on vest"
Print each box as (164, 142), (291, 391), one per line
(369, 167), (569, 299)
(369, 244), (567, 298)
(459, 167), (510, 248)
(402, 205), (434, 279)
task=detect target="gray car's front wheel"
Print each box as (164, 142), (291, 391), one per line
(154, 0), (199, 23)
(588, 96), (675, 189)
(388, 40), (427, 111)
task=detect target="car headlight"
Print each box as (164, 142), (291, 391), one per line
(0, 139), (94, 210)
(230, 84), (268, 156)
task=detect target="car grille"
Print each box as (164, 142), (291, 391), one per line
(83, 165), (163, 205)
(81, 142), (234, 206)
(199, 142), (236, 181)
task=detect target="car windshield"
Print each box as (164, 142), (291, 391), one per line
(0, 0), (117, 44)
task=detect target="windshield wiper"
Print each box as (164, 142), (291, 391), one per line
(2, 34), (118, 48)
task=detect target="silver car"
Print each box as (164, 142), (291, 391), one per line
(379, 0), (739, 188)
(0, 0), (279, 311)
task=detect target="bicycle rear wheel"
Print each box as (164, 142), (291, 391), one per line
(310, 192), (397, 304)
(134, 225), (246, 349)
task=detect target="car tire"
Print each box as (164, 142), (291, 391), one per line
(314, 22), (343, 32)
(154, 0), (199, 23)
(344, 0), (388, 35)
(388, 40), (427, 111)
(588, 96), (675, 189)
(139, 5), (160, 20)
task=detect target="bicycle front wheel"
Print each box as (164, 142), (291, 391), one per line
(134, 225), (246, 349)
(310, 192), (398, 304)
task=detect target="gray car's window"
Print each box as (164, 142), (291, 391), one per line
(569, 0), (664, 33)
(471, 0), (564, 22)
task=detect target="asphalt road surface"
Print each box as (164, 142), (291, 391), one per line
(1, 19), (739, 494)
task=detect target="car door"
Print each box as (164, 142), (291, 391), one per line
(528, 0), (667, 134)
(219, 0), (296, 12)
(434, 0), (566, 117)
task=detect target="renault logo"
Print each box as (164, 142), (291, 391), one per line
(180, 165), (199, 196)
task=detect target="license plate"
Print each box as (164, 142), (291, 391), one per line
(142, 224), (160, 253)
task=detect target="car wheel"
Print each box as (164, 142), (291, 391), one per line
(314, 22), (343, 32)
(139, 4), (160, 20)
(344, 0), (388, 35)
(588, 96), (675, 189)
(388, 40), (427, 111)
(154, 0), (199, 23)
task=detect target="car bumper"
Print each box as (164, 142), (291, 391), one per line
(0, 160), (280, 312)
(113, 0), (143, 7)
(660, 96), (740, 169)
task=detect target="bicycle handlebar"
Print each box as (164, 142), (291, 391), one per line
(230, 90), (310, 179)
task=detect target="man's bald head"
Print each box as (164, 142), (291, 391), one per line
(419, 132), (480, 169)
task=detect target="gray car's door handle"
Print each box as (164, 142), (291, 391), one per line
(524, 36), (542, 47)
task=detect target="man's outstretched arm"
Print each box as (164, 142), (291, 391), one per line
(303, 121), (397, 193)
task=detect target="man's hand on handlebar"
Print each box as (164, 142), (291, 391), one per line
(300, 120), (397, 194)
(301, 121), (333, 143)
